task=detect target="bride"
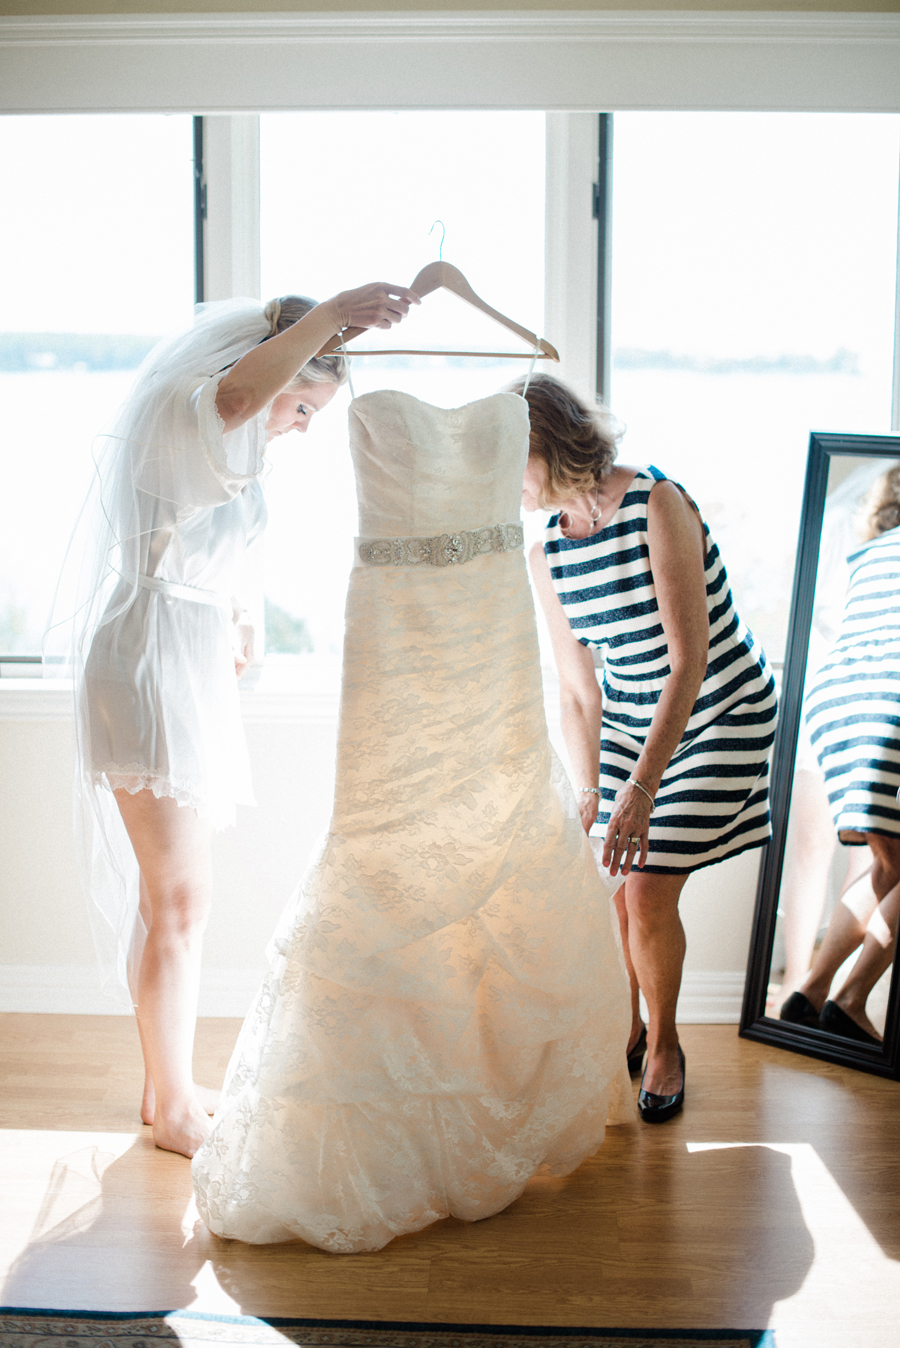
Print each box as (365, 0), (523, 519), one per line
(191, 378), (633, 1252)
(52, 283), (417, 1159)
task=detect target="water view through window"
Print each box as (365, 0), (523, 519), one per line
(0, 110), (897, 684)
(0, 113), (194, 657)
(609, 112), (900, 666)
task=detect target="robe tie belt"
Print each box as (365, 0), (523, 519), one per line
(128, 573), (231, 612)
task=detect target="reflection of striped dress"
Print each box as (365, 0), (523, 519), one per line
(805, 529), (900, 840)
(545, 465), (778, 873)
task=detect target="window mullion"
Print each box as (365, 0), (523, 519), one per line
(893, 142), (900, 433)
(543, 113), (600, 401)
(198, 114), (265, 672)
(193, 116), (206, 304)
(595, 114), (613, 407)
(200, 114), (261, 302)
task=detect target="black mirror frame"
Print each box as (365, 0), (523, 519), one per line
(740, 431), (900, 1081)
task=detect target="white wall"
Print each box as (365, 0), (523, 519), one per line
(0, 683), (758, 1021)
(2, 12), (899, 115)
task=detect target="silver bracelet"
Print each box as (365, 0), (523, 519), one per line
(579, 786), (601, 797)
(627, 777), (655, 810)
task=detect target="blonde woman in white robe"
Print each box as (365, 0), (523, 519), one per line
(55, 283), (417, 1158)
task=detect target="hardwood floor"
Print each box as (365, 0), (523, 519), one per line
(0, 1015), (898, 1348)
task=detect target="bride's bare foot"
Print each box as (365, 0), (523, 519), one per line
(141, 1074), (155, 1126)
(141, 1080), (220, 1126)
(195, 1084), (221, 1116)
(152, 1103), (212, 1159)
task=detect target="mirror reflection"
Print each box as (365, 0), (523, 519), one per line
(768, 453), (900, 1049)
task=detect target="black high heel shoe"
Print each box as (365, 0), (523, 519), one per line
(638, 1046), (685, 1124)
(819, 1000), (882, 1046)
(627, 1024), (648, 1076)
(779, 991), (821, 1028)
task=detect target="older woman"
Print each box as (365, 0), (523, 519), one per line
(519, 374), (777, 1122)
(64, 283), (417, 1158)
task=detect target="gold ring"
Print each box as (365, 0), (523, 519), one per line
(627, 835), (641, 846)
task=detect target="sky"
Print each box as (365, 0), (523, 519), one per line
(610, 112), (900, 373)
(259, 110), (546, 353)
(0, 114), (195, 337)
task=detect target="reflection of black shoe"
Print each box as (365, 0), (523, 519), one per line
(627, 1024), (648, 1076)
(779, 991), (821, 1027)
(819, 1000), (882, 1046)
(638, 1046), (685, 1124)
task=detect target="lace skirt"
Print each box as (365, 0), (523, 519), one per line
(78, 587), (253, 1004)
(192, 549), (632, 1251)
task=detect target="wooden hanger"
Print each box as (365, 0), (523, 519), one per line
(317, 261), (559, 361)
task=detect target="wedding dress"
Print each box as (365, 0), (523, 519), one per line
(191, 389), (632, 1253)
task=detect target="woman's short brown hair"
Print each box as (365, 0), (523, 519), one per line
(860, 465), (900, 542)
(508, 372), (622, 508)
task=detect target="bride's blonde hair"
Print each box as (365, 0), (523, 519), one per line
(262, 295), (348, 388)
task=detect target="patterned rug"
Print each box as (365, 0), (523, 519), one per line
(0, 1311), (775, 1348)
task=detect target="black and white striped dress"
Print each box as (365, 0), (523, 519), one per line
(805, 528), (900, 841)
(545, 465), (778, 873)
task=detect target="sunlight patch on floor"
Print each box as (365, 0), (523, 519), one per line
(688, 1142), (900, 1348)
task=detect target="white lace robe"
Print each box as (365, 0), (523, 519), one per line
(53, 300), (274, 1004)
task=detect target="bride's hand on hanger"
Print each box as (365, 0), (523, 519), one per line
(327, 283), (420, 334)
(217, 284), (418, 432)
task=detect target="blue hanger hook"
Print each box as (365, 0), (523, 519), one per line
(429, 220), (446, 261)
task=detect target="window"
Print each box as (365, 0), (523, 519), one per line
(257, 111), (546, 679)
(609, 112), (900, 665)
(0, 114), (194, 662)
(3, 110), (898, 688)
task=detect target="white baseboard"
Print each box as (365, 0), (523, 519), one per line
(0, 965), (747, 1023)
(674, 971), (746, 1025)
(0, 965), (266, 1017)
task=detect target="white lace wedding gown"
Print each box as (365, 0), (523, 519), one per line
(191, 390), (632, 1253)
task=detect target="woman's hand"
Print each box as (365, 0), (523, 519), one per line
(233, 621), (254, 679)
(602, 781), (652, 877)
(578, 791), (600, 835)
(327, 282), (420, 334)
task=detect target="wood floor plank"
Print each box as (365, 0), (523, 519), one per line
(0, 1015), (898, 1348)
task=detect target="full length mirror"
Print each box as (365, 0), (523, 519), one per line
(742, 432), (900, 1078)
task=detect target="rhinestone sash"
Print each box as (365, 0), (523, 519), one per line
(356, 522), (524, 568)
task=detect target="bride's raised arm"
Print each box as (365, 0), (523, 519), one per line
(216, 282), (419, 431)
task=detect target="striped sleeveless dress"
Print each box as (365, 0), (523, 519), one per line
(545, 465), (778, 873)
(805, 528), (900, 840)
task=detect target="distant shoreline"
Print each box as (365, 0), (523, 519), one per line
(613, 347), (859, 377)
(0, 333), (158, 374)
(0, 334), (861, 379)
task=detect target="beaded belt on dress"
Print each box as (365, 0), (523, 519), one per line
(355, 522), (524, 568)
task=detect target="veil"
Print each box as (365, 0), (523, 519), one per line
(45, 298), (272, 1005)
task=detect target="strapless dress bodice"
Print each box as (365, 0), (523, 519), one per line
(349, 390), (529, 538)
